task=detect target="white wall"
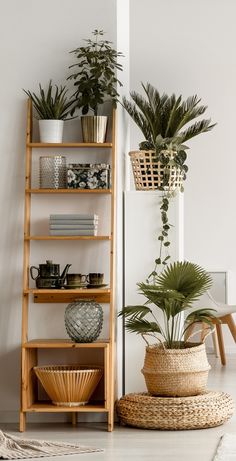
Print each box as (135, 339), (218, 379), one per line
(129, 0), (236, 353)
(0, 0), (117, 422)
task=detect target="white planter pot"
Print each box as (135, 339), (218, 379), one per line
(81, 116), (108, 143)
(39, 120), (64, 143)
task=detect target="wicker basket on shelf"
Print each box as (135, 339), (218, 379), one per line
(34, 365), (103, 407)
(129, 150), (183, 191)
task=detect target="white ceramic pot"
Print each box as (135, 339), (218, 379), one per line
(39, 120), (64, 143)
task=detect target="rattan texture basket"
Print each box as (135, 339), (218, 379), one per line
(129, 150), (183, 191)
(142, 343), (210, 397)
(34, 365), (103, 407)
(116, 391), (234, 430)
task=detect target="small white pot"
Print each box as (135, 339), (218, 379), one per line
(39, 120), (64, 143)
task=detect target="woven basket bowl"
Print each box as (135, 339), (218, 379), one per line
(116, 392), (234, 430)
(129, 150), (183, 191)
(34, 365), (103, 407)
(142, 343), (210, 397)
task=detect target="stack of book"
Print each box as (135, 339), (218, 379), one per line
(49, 214), (99, 236)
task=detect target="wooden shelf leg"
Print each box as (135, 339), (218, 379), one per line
(71, 412), (77, 426)
(216, 323), (226, 366)
(108, 410), (114, 432)
(19, 411), (26, 432)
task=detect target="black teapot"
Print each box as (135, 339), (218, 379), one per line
(30, 260), (71, 289)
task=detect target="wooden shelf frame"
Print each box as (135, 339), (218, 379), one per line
(21, 342), (110, 413)
(27, 142), (112, 148)
(24, 235), (111, 241)
(27, 188), (112, 194)
(20, 100), (116, 432)
(23, 339), (110, 348)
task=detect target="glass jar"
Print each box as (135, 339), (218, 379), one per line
(64, 298), (103, 343)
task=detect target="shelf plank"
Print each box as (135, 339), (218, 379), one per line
(25, 235), (111, 240)
(27, 188), (112, 194)
(24, 288), (110, 294)
(24, 288), (111, 303)
(23, 339), (110, 348)
(25, 402), (108, 413)
(27, 142), (112, 148)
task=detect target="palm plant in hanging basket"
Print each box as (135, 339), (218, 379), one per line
(119, 261), (218, 396)
(123, 82), (216, 192)
(123, 83), (216, 271)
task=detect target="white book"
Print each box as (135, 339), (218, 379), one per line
(50, 229), (98, 236)
(50, 224), (98, 230)
(49, 219), (99, 225)
(50, 214), (98, 220)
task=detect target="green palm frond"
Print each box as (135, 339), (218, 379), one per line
(123, 82), (215, 148)
(122, 97), (152, 141)
(156, 261), (212, 308)
(118, 305), (152, 319)
(125, 318), (161, 336)
(185, 308), (218, 326)
(179, 119), (217, 143)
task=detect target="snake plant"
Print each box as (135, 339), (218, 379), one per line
(24, 80), (76, 120)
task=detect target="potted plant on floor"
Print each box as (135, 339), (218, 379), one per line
(67, 29), (123, 143)
(24, 80), (76, 143)
(122, 83), (216, 272)
(119, 261), (217, 397)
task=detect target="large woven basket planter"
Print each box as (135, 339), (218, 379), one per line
(142, 342), (210, 397)
(129, 150), (183, 191)
(116, 392), (234, 430)
(34, 365), (103, 407)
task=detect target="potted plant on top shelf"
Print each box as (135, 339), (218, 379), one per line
(119, 260), (217, 397)
(67, 29), (124, 143)
(123, 83), (216, 271)
(24, 80), (76, 143)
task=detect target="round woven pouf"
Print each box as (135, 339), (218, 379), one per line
(116, 391), (234, 430)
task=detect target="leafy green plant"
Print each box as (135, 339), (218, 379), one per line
(123, 83), (216, 273)
(119, 261), (217, 349)
(123, 82), (216, 150)
(68, 29), (124, 116)
(24, 80), (76, 120)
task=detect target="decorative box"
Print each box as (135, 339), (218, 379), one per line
(67, 163), (111, 189)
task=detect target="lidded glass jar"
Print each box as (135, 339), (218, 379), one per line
(64, 298), (103, 343)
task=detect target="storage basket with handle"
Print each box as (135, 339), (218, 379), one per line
(141, 342), (210, 397)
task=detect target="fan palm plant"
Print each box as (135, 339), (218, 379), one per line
(119, 261), (217, 349)
(123, 82), (216, 152)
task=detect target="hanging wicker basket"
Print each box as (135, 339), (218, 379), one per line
(129, 150), (183, 191)
(34, 365), (103, 407)
(141, 342), (210, 397)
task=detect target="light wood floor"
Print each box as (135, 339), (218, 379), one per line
(1, 354), (236, 461)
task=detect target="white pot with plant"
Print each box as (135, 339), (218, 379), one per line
(67, 29), (123, 143)
(119, 261), (217, 397)
(24, 80), (76, 143)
